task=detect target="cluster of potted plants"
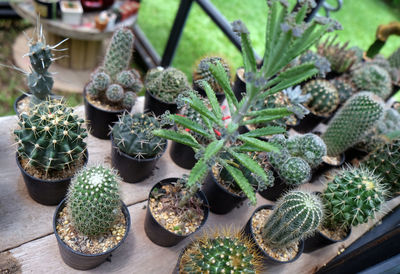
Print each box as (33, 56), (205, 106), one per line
(9, 0), (400, 271)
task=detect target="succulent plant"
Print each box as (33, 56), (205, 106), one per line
(122, 91), (137, 110)
(317, 35), (357, 73)
(179, 229), (261, 273)
(370, 54), (399, 83)
(278, 157), (311, 186)
(262, 191), (323, 248)
(323, 166), (386, 229)
(91, 71), (111, 92)
(363, 139), (400, 193)
(67, 165), (121, 236)
(145, 67), (190, 103)
(292, 133), (327, 168)
(349, 46), (364, 64)
(193, 56), (231, 93)
(302, 79), (339, 117)
(330, 77), (355, 104)
(298, 50), (331, 77)
(322, 92), (384, 156)
(14, 99), (87, 173)
(103, 28), (134, 79)
(105, 84), (124, 103)
(116, 70), (143, 92)
(388, 47), (400, 69)
(112, 113), (167, 159)
(85, 82), (100, 99)
(351, 64), (392, 100)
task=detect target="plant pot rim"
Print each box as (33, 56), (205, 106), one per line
(248, 204), (304, 263)
(145, 89), (177, 106)
(209, 169), (247, 199)
(236, 67), (245, 82)
(84, 85), (126, 114)
(16, 150), (88, 184)
(148, 177), (209, 237)
(53, 198), (131, 258)
(110, 133), (167, 163)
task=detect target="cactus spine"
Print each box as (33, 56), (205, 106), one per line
(262, 191), (323, 248)
(67, 165), (121, 236)
(322, 92), (384, 156)
(14, 99), (87, 173)
(303, 79), (339, 117)
(193, 56), (231, 93)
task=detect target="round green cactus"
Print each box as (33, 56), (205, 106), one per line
(116, 70), (143, 92)
(303, 79), (339, 117)
(322, 92), (384, 156)
(112, 113), (167, 159)
(298, 133), (327, 168)
(122, 91), (137, 110)
(351, 64), (392, 100)
(14, 99), (87, 173)
(193, 56), (231, 93)
(370, 55), (399, 83)
(91, 71), (111, 92)
(278, 157), (311, 186)
(331, 78), (355, 104)
(323, 166), (387, 229)
(67, 165), (121, 236)
(86, 82), (100, 99)
(106, 84), (124, 103)
(262, 191), (323, 248)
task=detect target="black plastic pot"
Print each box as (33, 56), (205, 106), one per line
(303, 226), (351, 253)
(243, 205), (304, 265)
(201, 171), (246, 215)
(291, 112), (326, 134)
(144, 90), (178, 117)
(110, 135), (167, 183)
(345, 147), (368, 163)
(144, 178), (209, 247)
(13, 93), (28, 116)
(192, 80), (225, 103)
(16, 151), (88, 206)
(53, 199), (131, 270)
(83, 89), (124, 140)
(233, 67), (246, 101)
(258, 173), (290, 202)
(169, 141), (196, 170)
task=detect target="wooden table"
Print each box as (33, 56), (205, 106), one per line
(1, 98), (399, 273)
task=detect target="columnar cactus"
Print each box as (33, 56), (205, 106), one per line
(322, 92), (384, 156)
(262, 191), (323, 248)
(112, 113), (167, 159)
(331, 78), (355, 104)
(14, 99), (87, 173)
(145, 67), (190, 103)
(67, 165), (121, 236)
(179, 230), (261, 273)
(303, 79), (339, 117)
(193, 56), (231, 93)
(298, 50), (331, 77)
(323, 166), (386, 229)
(351, 64), (392, 100)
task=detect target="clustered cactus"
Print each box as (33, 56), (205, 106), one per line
(302, 79), (339, 117)
(66, 165), (121, 236)
(330, 77), (355, 104)
(322, 92), (384, 156)
(262, 191), (323, 248)
(145, 67), (190, 103)
(323, 166), (386, 229)
(193, 56), (231, 94)
(112, 113), (167, 159)
(85, 28), (142, 110)
(14, 99), (87, 173)
(179, 230), (261, 273)
(370, 54), (399, 84)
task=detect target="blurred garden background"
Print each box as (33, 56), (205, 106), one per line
(1, 0), (400, 116)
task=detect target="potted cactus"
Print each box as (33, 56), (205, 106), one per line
(144, 177), (209, 247)
(304, 167), (386, 252)
(243, 191), (323, 264)
(175, 228), (262, 273)
(192, 56), (231, 103)
(14, 99), (88, 205)
(110, 112), (167, 183)
(84, 27), (143, 139)
(144, 67), (190, 116)
(53, 165), (130, 270)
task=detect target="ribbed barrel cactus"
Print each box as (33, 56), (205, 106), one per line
(322, 92), (384, 156)
(262, 191), (323, 248)
(193, 56), (231, 93)
(67, 165), (121, 236)
(303, 79), (339, 117)
(112, 113), (167, 159)
(14, 99), (87, 173)
(323, 166), (386, 229)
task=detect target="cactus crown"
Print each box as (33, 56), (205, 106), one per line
(14, 99), (87, 174)
(303, 79), (339, 117)
(193, 56), (231, 93)
(112, 113), (167, 159)
(67, 165), (121, 236)
(145, 67), (190, 103)
(323, 166), (387, 229)
(322, 92), (384, 156)
(317, 35), (357, 73)
(262, 191), (323, 248)
(179, 229), (262, 274)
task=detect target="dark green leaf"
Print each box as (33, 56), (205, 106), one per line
(153, 129), (200, 149)
(201, 81), (222, 120)
(241, 126), (286, 138)
(222, 162), (256, 204)
(169, 114), (209, 137)
(238, 136), (280, 153)
(187, 159), (208, 188)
